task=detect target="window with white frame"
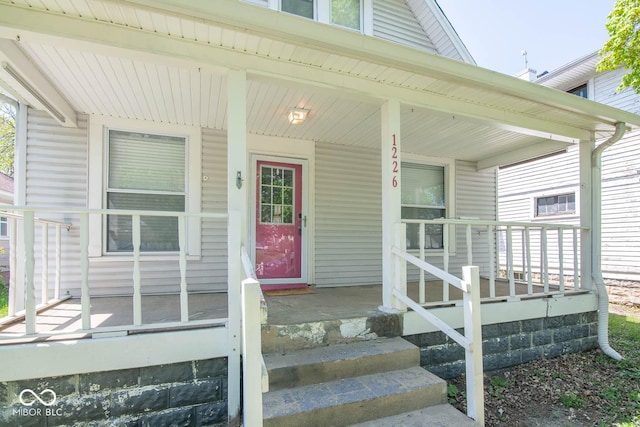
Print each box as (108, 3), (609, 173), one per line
(0, 216), (7, 238)
(279, 0), (362, 31)
(106, 130), (186, 252)
(535, 193), (575, 217)
(401, 162), (446, 250)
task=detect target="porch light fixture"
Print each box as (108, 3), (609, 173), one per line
(288, 107), (309, 125)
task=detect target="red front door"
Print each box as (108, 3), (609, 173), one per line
(255, 160), (304, 286)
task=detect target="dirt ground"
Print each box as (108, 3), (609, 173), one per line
(449, 304), (640, 427)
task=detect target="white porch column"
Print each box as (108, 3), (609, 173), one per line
(13, 102), (27, 312)
(226, 69), (248, 427)
(380, 100), (403, 311)
(579, 139), (594, 290)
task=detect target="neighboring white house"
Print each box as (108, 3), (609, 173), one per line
(0, 172), (11, 284)
(0, 1), (639, 425)
(499, 51), (640, 306)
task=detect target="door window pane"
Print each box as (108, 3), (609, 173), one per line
(259, 166), (295, 225)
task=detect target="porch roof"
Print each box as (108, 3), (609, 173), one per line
(1, 0), (639, 169)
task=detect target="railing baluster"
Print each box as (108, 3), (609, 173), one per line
(525, 226), (532, 295)
(179, 215), (189, 322)
(573, 228), (580, 290)
(487, 225), (495, 299)
(55, 225), (61, 300)
(442, 224), (450, 302)
(507, 225), (514, 297)
(24, 211), (35, 335)
(80, 212), (90, 330)
(132, 214), (142, 326)
(466, 224), (472, 266)
(558, 229), (564, 294)
(41, 223), (49, 305)
(8, 217), (16, 316)
(542, 227), (549, 293)
(520, 229), (525, 280)
(419, 222), (425, 304)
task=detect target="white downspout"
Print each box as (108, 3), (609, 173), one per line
(591, 121), (626, 360)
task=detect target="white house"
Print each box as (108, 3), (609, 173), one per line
(500, 51), (640, 306)
(0, 1), (639, 426)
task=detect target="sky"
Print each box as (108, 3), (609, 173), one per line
(437, 1), (617, 77)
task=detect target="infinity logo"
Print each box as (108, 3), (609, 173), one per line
(19, 389), (57, 407)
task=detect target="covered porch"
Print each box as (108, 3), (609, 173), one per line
(1, 0), (639, 425)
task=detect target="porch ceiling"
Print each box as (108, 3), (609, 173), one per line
(0, 0), (639, 168)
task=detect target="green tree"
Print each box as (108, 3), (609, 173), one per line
(0, 101), (15, 177)
(597, 0), (640, 93)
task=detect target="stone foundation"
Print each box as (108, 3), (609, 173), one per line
(0, 358), (228, 426)
(605, 279), (640, 306)
(404, 312), (598, 379)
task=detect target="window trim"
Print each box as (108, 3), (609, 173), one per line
(0, 216), (7, 238)
(269, 0), (372, 34)
(401, 153), (456, 254)
(88, 116), (202, 259)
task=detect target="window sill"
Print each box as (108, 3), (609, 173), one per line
(406, 249), (455, 257)
(89, 254), (201, 263)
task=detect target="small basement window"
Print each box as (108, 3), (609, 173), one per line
(535, 193), (575, 217)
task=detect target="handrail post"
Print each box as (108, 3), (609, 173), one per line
(393, 223), (407, 311)
(241, 278), (264, 427)
(24, 211), (35, 335)
(463, 265), (484, 426)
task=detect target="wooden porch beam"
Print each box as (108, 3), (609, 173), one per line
(476, 140), (572, 170)
(0, 3), (595, 142)
(0, 39), (77, 127)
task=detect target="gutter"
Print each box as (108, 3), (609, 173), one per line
(591, 122), (626, 360)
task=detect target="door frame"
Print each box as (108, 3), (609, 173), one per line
(250, 154), (310, 285)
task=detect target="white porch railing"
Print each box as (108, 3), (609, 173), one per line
(240, 245), (264, 427)
(392, 223), (484, 425)
(0, 206), (229, 340)
(403, 218), (584, 305)
(4, 210), (71, 323)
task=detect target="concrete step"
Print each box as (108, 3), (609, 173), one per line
(349, 404), (481, 427)
(264, 337), (419, 391)
(261, 311), (403, 353)
(262, 366), (447, 427)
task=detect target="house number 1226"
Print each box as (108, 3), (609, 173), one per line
(391, 134), (398, 187)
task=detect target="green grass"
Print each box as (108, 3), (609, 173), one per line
(0, 281), (7, 317)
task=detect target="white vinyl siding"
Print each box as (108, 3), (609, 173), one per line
(24, 109), (228, 297)
(314, 142), (382, 287)
(372, 0), (437, 53)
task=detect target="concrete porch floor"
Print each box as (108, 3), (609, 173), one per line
(0, 279), (567, 343)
